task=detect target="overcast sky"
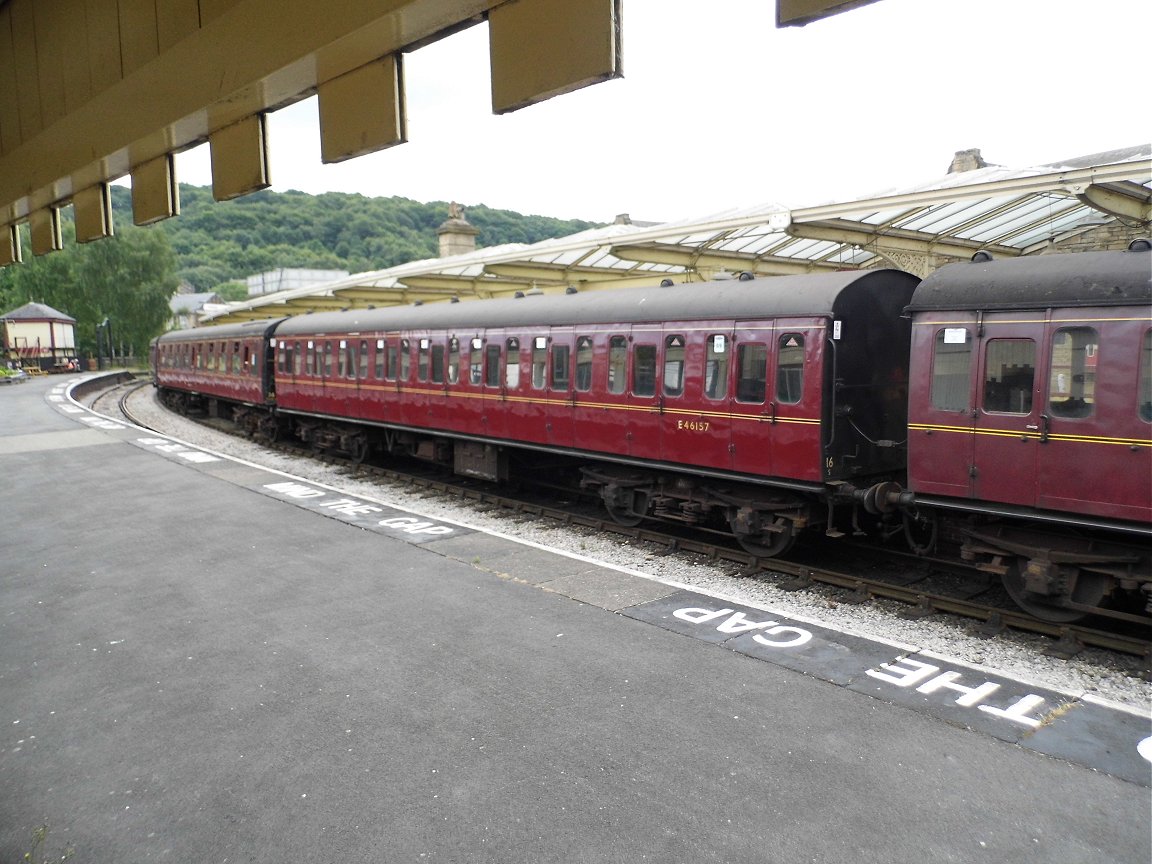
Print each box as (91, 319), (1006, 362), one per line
(176, 0), (1152, 223)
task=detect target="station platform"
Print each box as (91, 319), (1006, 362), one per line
(1, 373), (1149, 864)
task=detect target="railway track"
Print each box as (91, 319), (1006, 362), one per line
(101, 377), (1152, 663)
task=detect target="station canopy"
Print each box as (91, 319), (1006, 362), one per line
(202, 145), (1151, 325)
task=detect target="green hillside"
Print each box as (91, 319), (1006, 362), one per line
(107, 185), (601, 291)
(0, 186), (601, 358)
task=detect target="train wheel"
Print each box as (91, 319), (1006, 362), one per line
(1002, 558), (1109, 623)
(903, 509), (938, 556)
(347, 436), (369, 465)
(731, 514), (796, 558)
(258, 416), (280, 443)
(605, 504), (644, 527)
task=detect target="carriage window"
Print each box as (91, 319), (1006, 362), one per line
(243, 345), (252, 375)
(532, 338), (548, 389)
(276, 342), (285, 374)
(983, 339), (1035, 413)
(359, 341), (369, 379)
(705, 334), (729, 400)
(305, 342), (314, 376)
(608, 336), (627, 394)
(323, 342), (334, 378)
(233, 342), (242, 374)
(470, 339), (484, 385)
(1139, 330), (1152, 422)
(374, 340), (385, 379)
(777, 334), (805, 404)
(386, 342), (398, 381)
(505, 338), (520, 388)
(736, 343), (767, 403)
(485, 344), (501, 387)
(207, 343), (214, 371)
(663, 335), (685, 397)
(931, 329), (971, 411)
(633, 344), (657, 397)
(1048, 327), (1097, 418)
(294, 342), (302, 376)
(399, 339), (410, 380)
(575, 337), (593, 392)
(448, 338), (460, 385)
(418, 340), (430, 381)
(431, 344), (445, 384)
(551, 344), (570, 390)
(339, 341), (350, 378)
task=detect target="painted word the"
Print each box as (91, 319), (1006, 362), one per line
(866, 656), (1048, 728)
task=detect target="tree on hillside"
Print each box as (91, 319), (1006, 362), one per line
(77, 229), (177, 358)
(101, 184), (601, 291)
(0, 225), (177, 359)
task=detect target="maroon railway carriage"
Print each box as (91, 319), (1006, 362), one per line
(152, 318), (285, 434)
(903, 244), (1152, 620)
(271, 269), (919, 555)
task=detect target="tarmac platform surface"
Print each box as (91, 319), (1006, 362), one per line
(1, 373), (1149, 864)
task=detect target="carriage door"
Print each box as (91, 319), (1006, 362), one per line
(907, 317), (978, 498)
(626, 325), (663, 458)
(1036, 317), (1150, 520)
(729, 324), (775, 478)
(661, 326), (731, 472)
(971, 314), (1042, 506)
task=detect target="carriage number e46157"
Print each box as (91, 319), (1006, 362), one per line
(676, 420), (711, 432)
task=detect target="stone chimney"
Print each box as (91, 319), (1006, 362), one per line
(437, 202), (480, 258)
(947, 148), (989, 174)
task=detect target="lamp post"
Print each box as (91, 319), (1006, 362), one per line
(95, 317), (110, 370)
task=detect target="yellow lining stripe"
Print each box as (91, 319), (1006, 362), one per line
(915, 315), (1152, 326)
(285, 381), (821, 425)
(909, 423), (1150, 448)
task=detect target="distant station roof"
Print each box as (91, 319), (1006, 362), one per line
(203, 145), (1152, 325)
(1, 301), (76, 323)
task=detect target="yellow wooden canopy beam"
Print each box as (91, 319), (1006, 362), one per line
(610, 242), (845, 275)
(483, 261), (636, 283)
(0, 0), (622, 257)
(777, 0), (881, 27)
(785, 219), (1022, 259)
(1067, 181), (1152, 224)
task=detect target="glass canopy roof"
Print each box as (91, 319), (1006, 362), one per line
(204, 146), (1151, 324)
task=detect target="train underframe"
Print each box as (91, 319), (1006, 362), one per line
(849, 478), (1152, 624)
(156, 388), (1151, 624)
